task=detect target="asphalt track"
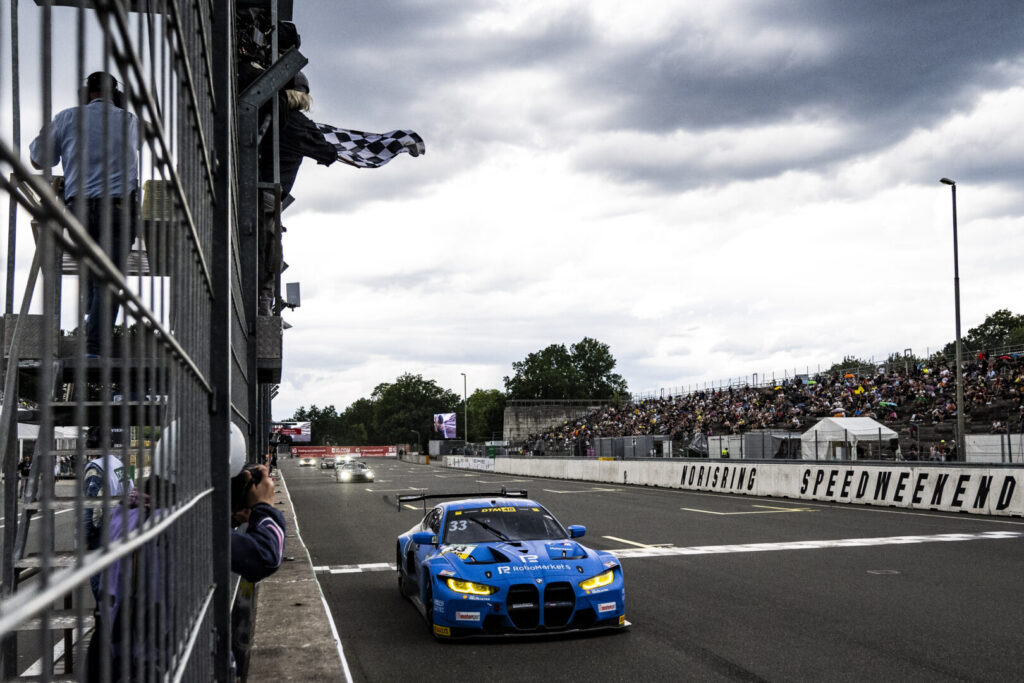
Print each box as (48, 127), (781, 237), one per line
(286, 458), (1024, 683)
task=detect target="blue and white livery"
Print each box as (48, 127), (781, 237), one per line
(395, 490), (629, 639)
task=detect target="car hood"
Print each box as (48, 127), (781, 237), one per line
(431, 539), (616, 579)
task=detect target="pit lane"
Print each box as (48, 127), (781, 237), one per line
(285, 458), (1024, 682)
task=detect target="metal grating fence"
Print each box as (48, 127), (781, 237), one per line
(0, 1), (244, 680)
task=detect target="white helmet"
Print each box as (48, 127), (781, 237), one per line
(155, 420), (248, 481)
(229, 422), (247, 477)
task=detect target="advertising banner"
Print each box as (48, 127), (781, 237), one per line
(273, 421), (312, 444)
(443, 457), (1023, 518)
(358, 446), (395, 457)
(290, 445), (397, 458)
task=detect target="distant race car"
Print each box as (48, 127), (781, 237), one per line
(336, 460), (374, 482)
(395, 490), (628, 639)
(319, 457), (336, 470)
(298, 456), (316, 467)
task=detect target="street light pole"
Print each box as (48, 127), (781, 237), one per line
(410, 429), (420, 454)
(460, 372), (468, 446)
(940, 177), (966, 461)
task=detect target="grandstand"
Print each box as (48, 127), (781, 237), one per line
(525, 347), (1024, 461)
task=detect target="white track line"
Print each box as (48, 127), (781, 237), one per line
(311, 531), (1023, 574)
(277, 471), (353, 683)
(607, 530), (1023, 559)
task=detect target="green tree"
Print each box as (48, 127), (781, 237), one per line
(942, 309), (1024, 357)
(371, 373), (462, 445)
(466, 388), (506, 442)
(290, 405), (343, 446)
(570, 337), (628, 398)
(504, 337), (627, 400)
(826, 356), (873, 374)
(339, 397), (377, 445)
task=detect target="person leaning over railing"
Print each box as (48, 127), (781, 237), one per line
(256, 70), (336, 315)
(230, 463), (285, 582)
(227, 422), (285, 582)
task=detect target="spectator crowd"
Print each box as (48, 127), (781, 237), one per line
(525, 352), (1024, 454)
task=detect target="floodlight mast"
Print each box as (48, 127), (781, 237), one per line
(940, 177), (966, 461)
(460, 372), (468, 446)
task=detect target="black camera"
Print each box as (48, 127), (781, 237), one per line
(243, 463), (263, 487)
(231, 463), (264, 514)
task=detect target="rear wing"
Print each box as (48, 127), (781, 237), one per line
(391, 487), (528, 513)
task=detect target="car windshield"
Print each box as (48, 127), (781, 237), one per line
(343, 463), (367, 471)
(443, 506), (567, 543)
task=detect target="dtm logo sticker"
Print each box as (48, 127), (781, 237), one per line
(597, 601), (617, 613)
(455, 611), (481, 622)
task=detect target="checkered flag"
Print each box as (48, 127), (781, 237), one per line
(316, 123), (425, 169)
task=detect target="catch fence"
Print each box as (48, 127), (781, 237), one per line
(0, 1), (282, 680)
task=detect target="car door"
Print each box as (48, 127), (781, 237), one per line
(414, 506), (443, 573)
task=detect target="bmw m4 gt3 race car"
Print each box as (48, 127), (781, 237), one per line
(395, 490), (628, 639)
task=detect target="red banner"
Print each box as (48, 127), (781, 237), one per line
(290, 445), (397, 458)
(358, 446), (393, 458)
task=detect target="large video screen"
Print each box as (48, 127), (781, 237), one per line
(433, 413), (457, 439)
(272, 421), (311, 444)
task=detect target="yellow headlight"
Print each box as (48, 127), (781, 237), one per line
(579, 569), (614, 590)
(446, 578), (497, 595)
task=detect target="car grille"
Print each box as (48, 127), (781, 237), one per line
(505, 582), (578, 630)
(542, 582), (575, 628)
(506, 584), (540, 629)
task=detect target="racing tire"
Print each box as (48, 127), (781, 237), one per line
(397, 545), (410, 597)
(423, 572), (436, 636)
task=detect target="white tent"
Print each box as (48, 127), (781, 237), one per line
(800, 417), (898, 460)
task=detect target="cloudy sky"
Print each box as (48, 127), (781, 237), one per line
(4, 2), (1023, 420)
(269, 0), (1024, 418)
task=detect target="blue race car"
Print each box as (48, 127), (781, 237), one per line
(395, 490), (629, 639)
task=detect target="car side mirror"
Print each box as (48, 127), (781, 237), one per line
(567, 525), (586, 539)
(412, 531), (437, 546)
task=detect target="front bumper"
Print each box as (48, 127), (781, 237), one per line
(430, 575), (627, 638)
(336, 472), (373, 482)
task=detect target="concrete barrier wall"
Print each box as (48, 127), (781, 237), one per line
(452, 457), (1024, 518)
(445, 455), (495, 471)
(400, 453), (430, 465)
(502, 403), (606, 442)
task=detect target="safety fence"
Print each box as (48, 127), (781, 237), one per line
(0, 1), (250, 680)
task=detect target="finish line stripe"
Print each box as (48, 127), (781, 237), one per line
(312, 531), (1022, 573)
(607, 531), (1023, 559)
(315, 563), (398, 574)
